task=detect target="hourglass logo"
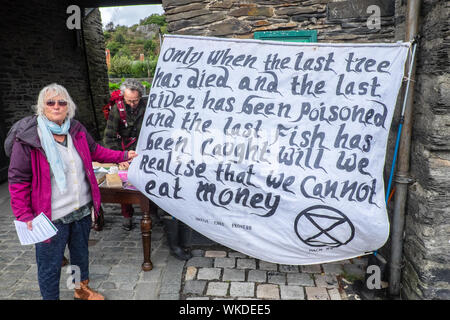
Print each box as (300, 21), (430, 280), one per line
(294, 205), (355, 248)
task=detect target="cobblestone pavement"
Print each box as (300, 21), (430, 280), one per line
(0, 182), (367, 300)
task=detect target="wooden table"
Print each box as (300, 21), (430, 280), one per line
(99, 186), (155, 271)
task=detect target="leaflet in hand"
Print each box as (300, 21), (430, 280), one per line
(14, 213), (58, 245)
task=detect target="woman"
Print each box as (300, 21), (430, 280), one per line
(7, 83), (137, 300)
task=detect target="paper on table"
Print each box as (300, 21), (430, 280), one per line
(14, 213), (58, 245)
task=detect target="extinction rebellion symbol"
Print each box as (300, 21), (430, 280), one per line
(294, 205), (355, 248)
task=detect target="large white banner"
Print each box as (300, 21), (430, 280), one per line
(129, 35), (410, 265)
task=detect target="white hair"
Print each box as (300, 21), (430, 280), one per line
(120, 79), (144, 97)
(34, 83), (77, 119)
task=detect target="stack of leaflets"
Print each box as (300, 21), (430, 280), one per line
(14, 213), (58, 245)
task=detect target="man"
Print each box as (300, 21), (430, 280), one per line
(103, 79), (192, 259)
(102, 79), (192, 259)
(103, 79), (145, 230)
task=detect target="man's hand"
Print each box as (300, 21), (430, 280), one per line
(26, 221), (33, 231)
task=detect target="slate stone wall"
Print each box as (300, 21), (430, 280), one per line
(83, 8), (111, 137)
(162, 0), (396, 42)
(395, 0), (449, 300)
(0, 1), (108, 140)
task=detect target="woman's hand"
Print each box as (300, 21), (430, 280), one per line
(127, 150), (138, 160)
(119, 161), (130, 170)
(26, 221), (33, 231)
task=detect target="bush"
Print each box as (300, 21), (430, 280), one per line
(106, 41), (122, 56)
(114, 33), (126, 44)
(109, 56), (132, 77)
(141, 14), (166, 27)
(109, 82), (120, 91)
(104, 31), (112, 42)
(131, 61), (148, 78)
(144, 39), (156, 54)
(141, 81), (151, 91)
(147, 59), (158, 78)
(116, 46), (131, 58)
(129, 58), (159, 78)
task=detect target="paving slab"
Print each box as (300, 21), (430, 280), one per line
(256, 284), (280, 300)
(280, 285), (305, 300)
(197, 267), (221, 280)
(230, 282), (255, 297)
(222, 268), (246, 282)
(206, 282), (229, 297)
(305, 287), (330, 300)
(248, 270), (267, 283)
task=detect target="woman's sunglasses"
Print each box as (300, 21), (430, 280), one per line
(46, 100), (68, 107)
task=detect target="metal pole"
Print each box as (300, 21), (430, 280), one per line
(389, 0), (421, 298)
(385, 42), (417, 205)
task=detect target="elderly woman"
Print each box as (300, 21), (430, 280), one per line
(6, 83), (137, 300)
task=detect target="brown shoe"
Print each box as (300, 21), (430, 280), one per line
(74, 279), (105, 300)
(62, 256), (69, 267)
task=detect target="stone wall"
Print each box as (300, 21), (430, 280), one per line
(0, 1), (108, 140)
(83, 8), (111, 137)
(397, 0), (450, 300)
(162, 0), (396, 42)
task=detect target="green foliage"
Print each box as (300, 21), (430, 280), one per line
(116, 46), (131, 58)
(128, 58), (159, 78)
(109, 82), (120, 91)
(131, 61), (148, 78)
(115, 25), (128, 33)
(105, 13), (167, 77)
(109, 55), (132, 77)
(104, 31), (112, 41)
(106, 41), (122, 56)
(114, 32), (126, 44)
(147, 58), (158, 78)
(144, 39), (156, 53)
(141, 81), (151, 90)
(109, 78), (125, 91)
(141, 14), (166, 26)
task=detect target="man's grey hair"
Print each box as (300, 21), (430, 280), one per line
(34, 83), (77, 119)
(120, 79), (144, 97)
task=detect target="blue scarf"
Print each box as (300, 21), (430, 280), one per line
(37, 115), (71, 194)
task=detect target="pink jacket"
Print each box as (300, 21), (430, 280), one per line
(7, 116), (128, 222)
